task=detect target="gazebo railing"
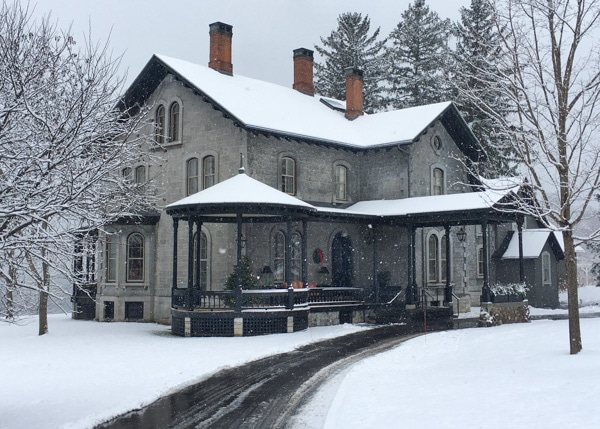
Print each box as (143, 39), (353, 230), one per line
(308, 287), (364, 304)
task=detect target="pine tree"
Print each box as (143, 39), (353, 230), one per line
(451, 0), (516, 177)
(314, 12), (387, 113)
(387, 0), (451, 108)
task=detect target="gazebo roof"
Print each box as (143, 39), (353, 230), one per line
(165, 171), (316, 219)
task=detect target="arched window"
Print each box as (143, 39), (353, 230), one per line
(155, 105), (165, 144)
(432, 168), (444, 195)
(169, 101), (180, 142)
(193, 231), (208, 289)
(126, 233), (144, 282)
(203, 155), (216, 189)
(542, 251), (551, 285)
(122, 167), (132, 183)
(281, 157), (296, 195)
(187, 158), (198, 195)
(335, 164), (348, 201)
(428, 235), (439, 282)
(106, 236), (118, 282)
(274, 231), (285, 283)
(135, 165), (146, 184)
(440, 235), (447, 282)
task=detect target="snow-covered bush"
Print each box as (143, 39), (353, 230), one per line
(490, 282), (528, 300)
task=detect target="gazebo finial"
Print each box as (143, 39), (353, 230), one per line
(238, 152), (245, 174)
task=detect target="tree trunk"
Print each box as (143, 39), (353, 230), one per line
(563, 230), (582, 354)
(38, 256), (49, 336)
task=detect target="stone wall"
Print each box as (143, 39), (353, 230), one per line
(479, 301), (530, 326)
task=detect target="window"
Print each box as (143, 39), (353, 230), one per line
(203, 155), (216, 190)
(126, 233), (144, 282)
(335, 165), (348, 201)
(187, 158), (198, 195)
(542, 251), (551, 285)
(432, 135), (442, 151)
(169, 101), (180, 142)
(427, 232), (448, 283)
(273, 231), (301, 283)
(122, 167), (132, 182)
(274, 231), (285, 283)
(135, 165), (146, 184)
(477, 246), (484, 277)
(281, 157), (296, 195)
(432, 168), (444, 195)
(193, 231), (208, 289)
(428, 235), (439, 282)
(106, 236), (118, 282)
(124, 302), (144, 320)
(155, 105), (165, 144)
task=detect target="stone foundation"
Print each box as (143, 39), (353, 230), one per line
(480, 300), (530, 326)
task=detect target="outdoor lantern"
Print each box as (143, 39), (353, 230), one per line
(456, 227), (467, 242)
(318, 266), (329, 285)
(261, 265), (273, 287)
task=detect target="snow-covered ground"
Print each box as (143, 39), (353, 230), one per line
(1, 285), (599, 429)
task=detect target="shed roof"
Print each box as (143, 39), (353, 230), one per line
(501, 229), (565, 259)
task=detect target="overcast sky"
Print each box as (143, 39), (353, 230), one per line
(31, 0), (471, 88)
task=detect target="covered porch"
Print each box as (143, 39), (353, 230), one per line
(165, 169), (527, 336)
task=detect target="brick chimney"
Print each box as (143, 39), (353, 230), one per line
(293, 48), (314, 96)
(208, 22), (233, 75)
(345, 67), (364, 120)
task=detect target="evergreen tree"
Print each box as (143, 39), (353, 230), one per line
(451, 0), (517, 177)
(314, 12), (387, 113)
(387, 0), (451, 108)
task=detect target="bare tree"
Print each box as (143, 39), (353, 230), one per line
(0, 1), (158, 334)
(461, 0), (600, 354)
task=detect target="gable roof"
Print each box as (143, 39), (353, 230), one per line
(121, 54), (484, 158)
(500, 229), (565, 260)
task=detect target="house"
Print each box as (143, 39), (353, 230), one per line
(72, 22), (563, 333)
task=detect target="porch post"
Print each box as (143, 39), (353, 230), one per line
(406, 224), (417, 307)
(481, 220), (491, 303)
(187, 217), (194, 310)
(373, 226), (379, 303)
(517, 217), (525, 283)
(235, 213), (243, 312)
(444, 225), (452, 305)
(302, 219), (308, 287)
(195, 220), (203, 289)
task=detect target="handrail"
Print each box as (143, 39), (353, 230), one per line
(386, 291), (404, 305)
(451, 291), (461, 316)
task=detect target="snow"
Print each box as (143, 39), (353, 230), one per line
(2, 286), (598, 429)
(155, 54), (452, 149)
(0, 317), (367, 429)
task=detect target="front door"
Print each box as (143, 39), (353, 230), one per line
(332, 232), (353, 287)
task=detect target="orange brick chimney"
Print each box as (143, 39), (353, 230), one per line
(208, 22), (233, 75)
(345, 67), (364, 120)
(293, 48), (314, 96)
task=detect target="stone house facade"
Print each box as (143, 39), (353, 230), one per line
(84, 22), (561, 324)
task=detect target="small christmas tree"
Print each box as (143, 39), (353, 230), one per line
(224, 256), (260, 290)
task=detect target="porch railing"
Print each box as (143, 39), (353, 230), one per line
(172, 286), (363, 311)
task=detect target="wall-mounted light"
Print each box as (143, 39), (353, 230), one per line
(456, 227), (467, 242)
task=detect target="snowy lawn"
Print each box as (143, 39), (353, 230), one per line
(292, 318), (600, 429)
(0, 316), (367, 429)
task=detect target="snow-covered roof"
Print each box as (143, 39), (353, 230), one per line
(166, 172), (315, 211)
(502, 229), (564, 259)
(149, 55), (456, 149)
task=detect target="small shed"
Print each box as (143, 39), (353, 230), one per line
(495, 229), (565, 308)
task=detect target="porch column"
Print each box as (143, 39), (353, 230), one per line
(195, 220), (203, 289)
(444, 225), (452, 305)
(172, 218), (179, 292)
(373, 226), (379, 303)
(481, 220), (491, 303)
(235, 213), (243, 312)
(302, 219), (308, 287)
(285, 218), (293, 287)
(187, 217), (194, 310)
(406, 224), (417, 307)
(517, 217), (525, 283)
